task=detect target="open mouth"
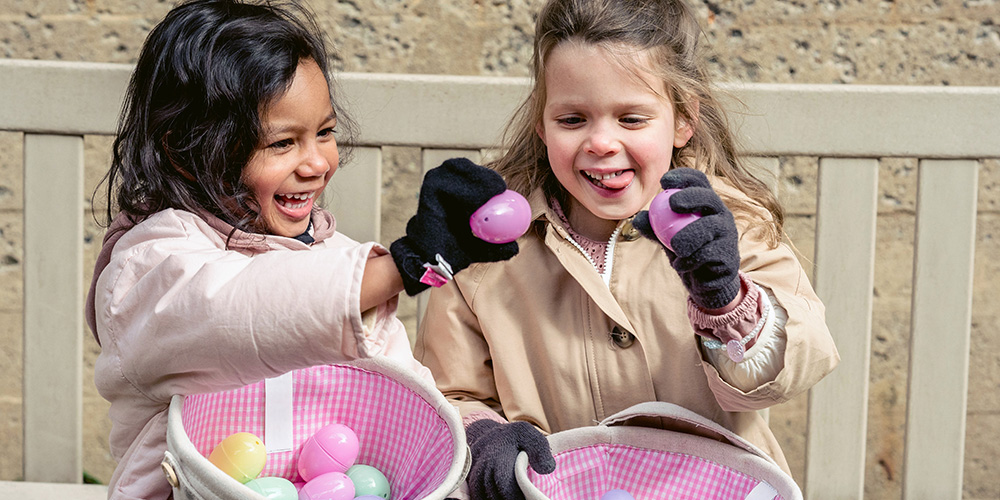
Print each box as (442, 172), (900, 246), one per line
(275, 191), (315, 212)
(583, 169), (635, 191)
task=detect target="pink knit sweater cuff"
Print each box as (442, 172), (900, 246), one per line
(462, 409), (508, 430)
(687, 272), (763, 348)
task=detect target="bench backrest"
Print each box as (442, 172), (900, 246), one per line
(2, 59), (997, 499)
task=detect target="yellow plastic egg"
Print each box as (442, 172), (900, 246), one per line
(208, 432), (266, 483)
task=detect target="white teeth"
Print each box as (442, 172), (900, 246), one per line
(277, 199), (309, 210)
(584, 170), (623, 181)
(275, 192), (314, 210)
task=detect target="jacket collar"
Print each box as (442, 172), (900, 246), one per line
(197, 207), (336, 252)
(525, 187), (638, 333)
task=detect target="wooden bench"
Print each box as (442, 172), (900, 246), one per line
(1, 58), (996, 499)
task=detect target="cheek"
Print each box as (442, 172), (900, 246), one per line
(637, 128), (677, 164)
(324, 146), (340, 181)
(241, 162), (266, 200)
(546, 143), (577, 180)
(631, 138), (675, 181)
(543, 132), (577, 164)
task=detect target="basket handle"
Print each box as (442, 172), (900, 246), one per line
(599, 401), (777, 465)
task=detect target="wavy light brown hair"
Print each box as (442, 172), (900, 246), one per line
(491, 0), (783, 245)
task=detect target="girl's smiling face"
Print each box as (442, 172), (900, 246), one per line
(537, 42), (694, 241)
(243, 58), (339, 238)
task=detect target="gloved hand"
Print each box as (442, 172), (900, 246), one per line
(390, 158), (520, 296)
(465, 419), (556, 500)
(632, 167), (741, 310)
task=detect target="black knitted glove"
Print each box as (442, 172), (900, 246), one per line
(390, 158), (519, 296)
(632, 167), (741, 309)
(466, 420), (556, 500)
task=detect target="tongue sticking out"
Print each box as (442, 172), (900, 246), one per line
(589, 170), (635, 191)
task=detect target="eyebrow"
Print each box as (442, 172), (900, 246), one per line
(263, 111), (337, 137)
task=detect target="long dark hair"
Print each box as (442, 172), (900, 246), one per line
(99, 0), (356, 233)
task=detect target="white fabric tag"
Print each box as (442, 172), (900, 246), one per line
(745, 481), (779, 500)
(264, 372), (294, 453)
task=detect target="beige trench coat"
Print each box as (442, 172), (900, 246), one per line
(415, 180), (840, 474)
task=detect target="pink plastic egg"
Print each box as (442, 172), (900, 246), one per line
(470, 189), (531, 244)
(297, 424), (360, 482)
(647, 188), (700, 251)
(297, 472), (355, 500)
(207, 432), (266, 484)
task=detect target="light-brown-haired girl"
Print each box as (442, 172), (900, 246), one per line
(416, 1), (840, 498)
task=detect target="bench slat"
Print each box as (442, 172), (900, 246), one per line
(22, 134), (85, 483)
(903, 159), (978, 500)
(0, 60), (128, 135)
(748, 156), (780, 196)
(806, 158), (879, 499)
(0, 481), (107, 499)
(325, 146), (382, 243)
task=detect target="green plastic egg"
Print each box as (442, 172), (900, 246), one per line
(346, 464), (390, 499)
(245, 476), (298, 499)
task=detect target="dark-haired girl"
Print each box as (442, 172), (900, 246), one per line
(86, 1), (515, 498)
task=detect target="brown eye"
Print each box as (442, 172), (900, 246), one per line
(268, 138), (293, 149)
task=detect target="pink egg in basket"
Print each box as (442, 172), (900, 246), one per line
(298, 471), (355, 500)
(470, 189), (532, 244)
(647, 188), (701, 251)
(297, 423), (360, 482)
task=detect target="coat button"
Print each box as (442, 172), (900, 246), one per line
(620, 220), (642, 241)
(161, 460), (179, 488)
(610, 326), (635, 348)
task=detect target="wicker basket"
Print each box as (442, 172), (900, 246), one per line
(162, 357), (469, 500)
(515, 402), (801, 500)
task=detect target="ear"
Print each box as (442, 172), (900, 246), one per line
(535, 121), (547, 144)
(673, 100), (699, 148)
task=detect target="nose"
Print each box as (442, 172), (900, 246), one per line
(297, 141), (332, 178)
(584, 122), (621, 157)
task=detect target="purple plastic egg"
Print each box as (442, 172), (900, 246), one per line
(647, 188), (700, 251)
(470, 189), (531, 244)
(297, 424), (360, 483)
(600, 489), (637, 500)
(297, 472), (355, 500)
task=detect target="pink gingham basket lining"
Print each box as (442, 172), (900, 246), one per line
(526, 443), (781, 500)
(181, 364), (454, 499)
